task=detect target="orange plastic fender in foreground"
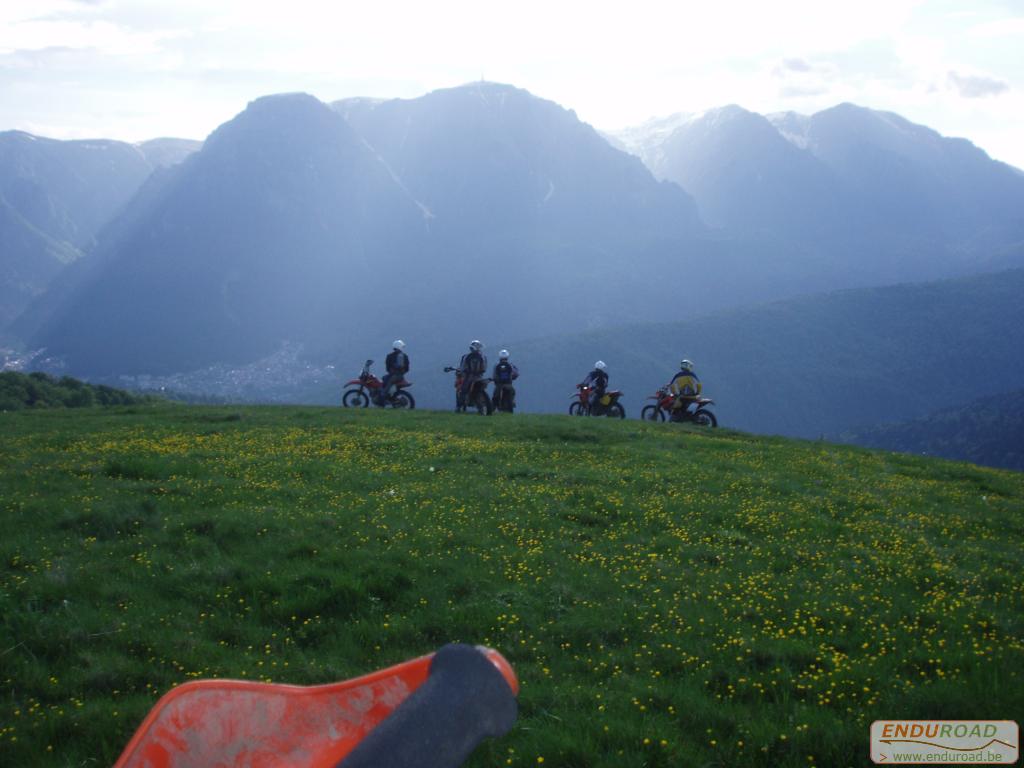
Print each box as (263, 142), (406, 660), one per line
(113, 646), (518, 768)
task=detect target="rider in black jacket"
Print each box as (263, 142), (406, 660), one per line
(581, 361), (609, 413)
(458, 340), (487, 409)
(378, 340), (409, 404)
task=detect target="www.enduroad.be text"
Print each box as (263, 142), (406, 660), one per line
(893, 750), (1006, 762)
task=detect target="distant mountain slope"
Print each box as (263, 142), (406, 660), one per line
(0, 197), (79, 327)
(779, 104), (1024, 251)
(628, 105), (848, 238)
(613, 103), (1024, 283)
(136, 138), (202, 169)
(0, 131), (157, 249)
(334, 82), (704, 245)
(0, 131), (197, 326)
(842, 389), (1024, 471)
(504, 269), (1024, 438)
(22, 93), (425, 375)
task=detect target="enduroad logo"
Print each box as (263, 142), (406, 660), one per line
(871, 721), (1019, 764)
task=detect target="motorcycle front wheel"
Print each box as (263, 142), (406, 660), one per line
(607, 403), (626, 419)
(472, 390), (492, 416)
(692, 409), (717, 427)
(640, 405), (664, 422)
(342, 388), (369, 408)
(568, 402), (585, 416)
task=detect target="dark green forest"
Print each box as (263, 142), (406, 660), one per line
(845, 388), (1024, 471)
(0, 371), (153, 411)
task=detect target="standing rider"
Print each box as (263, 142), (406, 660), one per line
(378, 340), (409, 404)
(492, 350), (519, 410)
(458, 340), (488, 410)
(669, 359), (701, 420)
(581, 361), (609, 414)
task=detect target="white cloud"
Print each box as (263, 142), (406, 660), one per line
(967, 17), (1024, 38)
(948, 71), (1010, 98)
(0, 20), (168, 56)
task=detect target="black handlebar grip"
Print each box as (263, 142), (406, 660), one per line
(337, 644), (518, 768)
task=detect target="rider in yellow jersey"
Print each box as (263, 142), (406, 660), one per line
(669, 359), (701, 420)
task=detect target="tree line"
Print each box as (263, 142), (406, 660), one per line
(0, 371), (155, 411)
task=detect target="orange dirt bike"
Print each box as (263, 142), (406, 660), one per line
(569, 383), (625, 418)
(443, 366), (493, 415)
(641, 386), (718, 426)
(113, 643), (518, 768)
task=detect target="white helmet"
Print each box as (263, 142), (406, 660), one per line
(499, 349), (510, 360)
(470, 340), (483, 351)
(594, 360), (607, 371)
(680, 359), (694, 372)
(393, 340), (405, 350)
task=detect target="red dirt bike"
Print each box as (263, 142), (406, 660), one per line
(569, 383), (625, 418)
(444, 366), (493, 415)
(114, 643), (518, 768)
(342, 359), (415, 409)
(640, 386), (717, 426)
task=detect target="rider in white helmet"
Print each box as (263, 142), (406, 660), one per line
(669, 358), (701, 419)
(379, 340), (409, 404)
(492, 349), (520, 411)
(457, 340), (488, 410)
(581, 360), (609, 412)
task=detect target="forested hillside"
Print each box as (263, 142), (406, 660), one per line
(843, 388), (1024, 471)
(496, 269), (1024, 438)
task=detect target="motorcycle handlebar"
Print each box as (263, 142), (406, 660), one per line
(337, 644), (518, 768)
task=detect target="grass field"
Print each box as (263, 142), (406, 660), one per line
(1, 404), (1022, 767)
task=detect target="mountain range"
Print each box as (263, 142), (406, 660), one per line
(2, 83), (1023, 455)
(612, 103), (1024, 284)
(15, 85), (717, 376)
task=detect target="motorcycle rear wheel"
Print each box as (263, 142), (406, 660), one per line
(343, 389), (369, 408)
(607, 403), (626, 419)
(640, 405), (664, 422)
(494, 389), (514, 413)
(692, 409), (717, 427)
(390, 391), (415, 410)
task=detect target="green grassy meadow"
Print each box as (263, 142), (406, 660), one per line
(1, 405), (1022, 767)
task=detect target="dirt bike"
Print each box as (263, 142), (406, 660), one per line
(444, 366), (493, 415)
(342, 359), (415, 409)
(569, 383), (625, 418)
(114, 643), (518, 768)
(640, 386), (717, 426)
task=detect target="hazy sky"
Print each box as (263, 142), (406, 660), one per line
(1, 0), (1022, 168)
